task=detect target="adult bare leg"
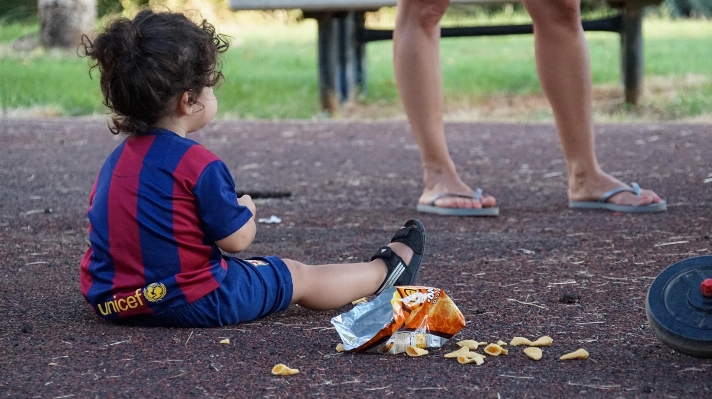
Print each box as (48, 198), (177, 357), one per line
(394, 0), (496, 210)
(522, 0), (662, 207)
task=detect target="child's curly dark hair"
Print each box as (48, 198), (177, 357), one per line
(81, 10), (229, 135)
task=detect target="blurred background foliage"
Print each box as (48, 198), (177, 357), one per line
(0, 0), (711, 22)
(1, 0), (709, 120)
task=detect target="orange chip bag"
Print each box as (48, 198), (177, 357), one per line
(331, 286), (466, 354)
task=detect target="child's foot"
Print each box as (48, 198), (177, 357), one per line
(371, 219), (426, 295)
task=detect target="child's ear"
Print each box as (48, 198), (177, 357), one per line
(177, 91), (193, 115)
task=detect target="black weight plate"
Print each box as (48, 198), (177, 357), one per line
(646, 255), (712, 357)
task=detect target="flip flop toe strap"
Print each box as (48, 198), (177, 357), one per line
(598, 182), (641, 203)
(429, 188), (484, 205)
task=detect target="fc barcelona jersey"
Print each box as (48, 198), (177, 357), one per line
(80, 129), (253, 320)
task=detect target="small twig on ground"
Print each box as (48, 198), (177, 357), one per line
(185, 330), (193, 346)
(567, 381), (620, 390)
(364, 385), (391, 391)
(679, 367), (706, 372)
(654, 240), (689, 247)
(506, 298), (548, 310)
(547, 280), (577, 286)
(500, 375), (534, 379)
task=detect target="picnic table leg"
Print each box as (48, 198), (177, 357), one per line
(621, 5), (643, 105)
(354, 12), (367, 98)
(312, 11), (364, 115)
(338, 11), (359, 104)
(315, 13), (340, 113)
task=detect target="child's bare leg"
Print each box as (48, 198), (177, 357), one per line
(285, 242), (413, 310)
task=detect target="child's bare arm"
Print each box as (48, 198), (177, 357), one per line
(215, 195), (256, 253)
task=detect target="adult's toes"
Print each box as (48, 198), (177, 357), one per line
(480, 194), (497, 208)
(640, 189), (662, 203)
(435, 196), (479, 209)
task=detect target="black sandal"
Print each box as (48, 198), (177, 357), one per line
(371, 219), (426, 295)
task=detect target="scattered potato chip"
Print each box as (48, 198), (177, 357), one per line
(457, 352), (485, 365)
(335, 343), (345, 352)
(219, 338), (230, 345)
(351, 297), (367, 305)
(497, 340), (508, 347)
(472, 353), (485, 365)
(523, 347), (542, 360)
(457, 340), (479, 350)
(478, 341), (487, 346)
(444, 346), (470, 358)
(560, 348), (589, 360)
(457, 355), (476, 364)
(484, 343), (505, 356)
(530, 336), (553, 347)
(510, 337), (533, 346)
(405, 346), (428, 357)
(271, 364), (299, 376)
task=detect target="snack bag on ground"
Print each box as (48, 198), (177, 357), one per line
(331, 286), (466, 354)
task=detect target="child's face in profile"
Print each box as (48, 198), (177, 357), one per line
(190, 87), (218, 133)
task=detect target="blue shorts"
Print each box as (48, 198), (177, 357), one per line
(120, 256), (293, 327)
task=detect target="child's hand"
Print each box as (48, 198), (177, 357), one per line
(238, 194), (256, 218)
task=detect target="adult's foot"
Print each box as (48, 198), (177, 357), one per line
(567, 170), (663, 207)
(417, 166), (497, 210)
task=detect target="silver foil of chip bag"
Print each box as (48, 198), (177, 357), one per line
(331, 286), (466, 354)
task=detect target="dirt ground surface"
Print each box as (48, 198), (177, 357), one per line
(1, 117), (711, 398)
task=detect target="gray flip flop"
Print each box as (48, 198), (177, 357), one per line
(416, 188), (499, 216)
(569, 182), (667, 213)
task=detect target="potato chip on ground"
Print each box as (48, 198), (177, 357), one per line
(560, 348), (589, 360)
(456, 340), (479, 350)
(405, 346), (428, 357)
(510, 337), (533, 346)
(531, 336), (553, 347)
(444, 346), (470, 358)
(271, 364), (299, 376)
(484, 343), (507, 356)
(523, 347), (543, 360)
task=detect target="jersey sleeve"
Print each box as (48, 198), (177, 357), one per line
(193, 160), (253, 242)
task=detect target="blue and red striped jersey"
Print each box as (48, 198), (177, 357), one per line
(80, 129), (253, 320)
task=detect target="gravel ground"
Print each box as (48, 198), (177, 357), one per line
(0, 118), (710, 398)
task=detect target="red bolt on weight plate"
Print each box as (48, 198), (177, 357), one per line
(702, 279), (712, 298)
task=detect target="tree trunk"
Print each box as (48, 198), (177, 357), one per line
(38, 0), (96, 49)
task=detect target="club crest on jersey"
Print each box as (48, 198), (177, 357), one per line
(247, 259), (268, 266)
(143, 282), (167, 302)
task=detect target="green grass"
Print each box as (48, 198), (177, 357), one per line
(0, 19), (36, 42)
(0, 53), (99, 116)
(217, 22), (322, 119)
(0, 16), (710, 120)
